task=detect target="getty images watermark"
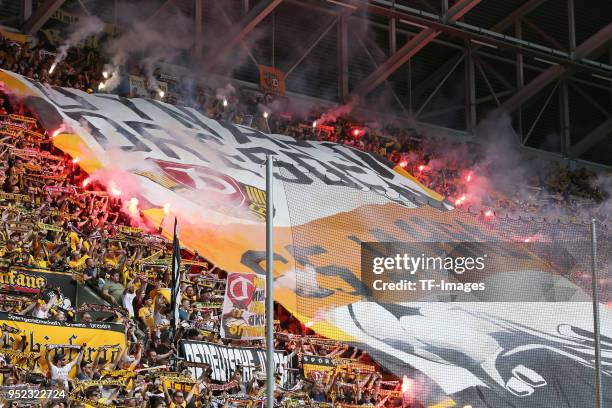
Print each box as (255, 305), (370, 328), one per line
(361, 242), (597, 302)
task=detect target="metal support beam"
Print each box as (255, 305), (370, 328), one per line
(338, 15), (349, 101)
(568, 0), (576, 52)
(243, 0), (250, 15)
(349, 0), (481, 98)
(265, 154), (275, 408)
(489, 0), (547, 33)
(569, 117), (612, 158)
(413, 53), (464, 99)
(360, 37), (408, 113)
(501, 20), (612, 113)
(559, 78), (571, 155)
(574, 20), (612, 60)
(207, 0), (283, 71)
(523, 80), (560, 144)
(523, 17), (566, 51)
(475, 58), (501, 106)
(285, 16), (338, 77)
(21, 0), (65, 35)
(389, 17), (397, 54)
(465, 44), (477, 131)
(416, 54), (464, 117)
(194, 0), (203, 58)
(516, 20), (525, 137)
(146, 0), (177, 22)
(502, 64), (564, 114)
(22, 0), (33, 24)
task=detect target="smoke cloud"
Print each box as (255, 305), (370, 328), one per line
(50, 15), (105, 74)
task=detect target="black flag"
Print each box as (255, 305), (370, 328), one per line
(170, 217), (181, 334)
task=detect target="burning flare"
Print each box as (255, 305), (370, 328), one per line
(163, 203), (171, 215)
(128, 198), (139, 217)
(401, 375), (411, 394)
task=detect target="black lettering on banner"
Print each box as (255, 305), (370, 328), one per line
(196, 131), (224, 146)
(176, 106), (228, 141)
(148, 99), (200, 129)
(274, 161), (312, 185)
(123, 121), (210, 162)
(289, 244), (369, 298)
(236, 146), (276, 165)
(322, 143), (395, 180)
(240, 250), (288, 276)
(64, 111), (151, 152)
(181, 341), (290, 383)
(219, 121), (258, 145)
(27, 80), (98, 111)
(368, 228), (403, 243)
(282, 150), (359, 189)
(97, 95), (152, 120)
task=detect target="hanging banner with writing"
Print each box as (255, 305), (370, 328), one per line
(181, 340), (291, 383)
(221, 272), (266, 340)
(0, 312), (126, 377)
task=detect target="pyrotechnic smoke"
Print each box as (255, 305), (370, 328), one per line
(103, 8), (195, 92)
(49, 15), (105, 74)
(215, 84), (236, 100)
(316, 99), (357, 125)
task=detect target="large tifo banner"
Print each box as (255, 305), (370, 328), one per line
(2, 70), (612, 407)
(221, 272), (266, 340)
(181, 340), (291, 383)
(0, 312), (126, 377)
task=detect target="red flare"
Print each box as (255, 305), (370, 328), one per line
(401, 375), (412, 394)
(399, 160), (408, 168)
(484, 210), (493, 217)
(82, 178), (91, 188)
(72, 157), (80, 164)
(128, 198), (139, 217)
(466, 172), (473, 182)
(454, 194), (467, 205)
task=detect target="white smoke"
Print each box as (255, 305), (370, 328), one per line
(49, 15), (105, 74)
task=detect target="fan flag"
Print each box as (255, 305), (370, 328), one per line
(170, 217), (181, 334)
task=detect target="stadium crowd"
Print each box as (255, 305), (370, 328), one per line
(0, 29), (608, 408)
(0, 92), (414, 407)
(0, 33), (608, 224)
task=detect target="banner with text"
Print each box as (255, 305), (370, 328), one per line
(0, 312), (126, 377)
(221, 272), (266, 340)
(181, 340), (291, 383)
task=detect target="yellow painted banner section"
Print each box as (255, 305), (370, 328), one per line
(0, 312), (126, 378)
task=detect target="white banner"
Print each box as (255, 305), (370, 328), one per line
(221, 272), (266, 340)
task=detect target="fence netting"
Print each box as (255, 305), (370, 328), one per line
(278, 166), (611, 408)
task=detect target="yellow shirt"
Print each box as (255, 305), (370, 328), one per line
(68, 255), (90, 271)
(138, 306), (155, 331)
